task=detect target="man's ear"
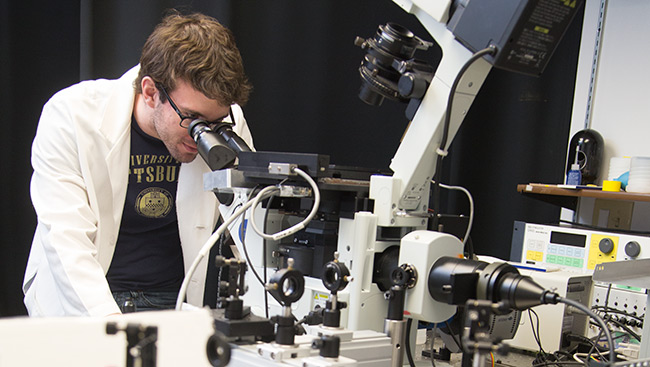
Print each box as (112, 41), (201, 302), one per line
(141, 76), (158, 108)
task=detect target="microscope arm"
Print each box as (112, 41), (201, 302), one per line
(370, 0), (493, 227)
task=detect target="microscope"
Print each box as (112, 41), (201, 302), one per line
(202, 0), (585, 333)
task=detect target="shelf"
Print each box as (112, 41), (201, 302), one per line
(517, 183), (650, 210)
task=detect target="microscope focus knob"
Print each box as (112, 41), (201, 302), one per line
(599, 238), (615, 254)
(625, 241), (641, 258)
(398, 73), (428, 99)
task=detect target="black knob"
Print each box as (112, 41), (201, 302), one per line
(312, 336), (340, 359)
(625, 241), (641, 258)
(122, 298), (136, 313)
(206, 332), (231, 367)
(398, 73), (428, 99)
(599, 238), (615, 254)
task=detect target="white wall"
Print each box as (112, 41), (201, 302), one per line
(563, 0), (650, 228)
(569, 0), (650, 177)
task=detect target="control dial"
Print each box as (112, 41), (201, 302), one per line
(599, 238), (615, 254)
(625, 241), (641, 258)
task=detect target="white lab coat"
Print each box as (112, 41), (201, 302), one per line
(23, 66), (254, 316)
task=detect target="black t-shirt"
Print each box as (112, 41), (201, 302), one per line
(106, 117), (184, 292)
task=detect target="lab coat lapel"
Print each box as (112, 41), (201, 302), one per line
(177, 158), (219, 304)
(91, 68), (137, 271)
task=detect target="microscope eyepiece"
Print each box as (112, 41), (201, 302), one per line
(188, 118), (251, 171)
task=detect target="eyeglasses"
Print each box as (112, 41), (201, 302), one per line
(156, 83), (233, 129)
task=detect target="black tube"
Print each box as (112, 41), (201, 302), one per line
(387, 285), (406, 321)
(214, 124), (252, 154)
(428, 257), (485, 304)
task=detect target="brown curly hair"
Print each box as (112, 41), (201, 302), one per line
(135, 10), (251, 106)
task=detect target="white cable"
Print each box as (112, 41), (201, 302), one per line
(573, 351), (613, 364)
(572, 353), (585, 363)
(175, 186), (279, 310)
(250, 167), (321, 241)
(438, 182), (474, 246)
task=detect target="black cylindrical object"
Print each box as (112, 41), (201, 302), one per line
(314, 335), (341, 358)
(355, 23), (431, 106)
(268, 266), (305, 305)
(373, 246), (400, 292)
(566, 129), (604, 185)
(322, 261), (350, 294)
(386, 285), (406, 321)
(224, 298), (243, 320)
(428, 257), (486, 304)
(428, 257), (551, 310)
(497, 274), (548, 310)
(275, 315), (296, 345)
(323, 306), (341, 328)
(214, 124), (252, 154)
(189, 120), (237, 171)
(206, 332), (231, 367)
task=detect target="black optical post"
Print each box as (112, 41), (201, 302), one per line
(266, 258), (305, 346)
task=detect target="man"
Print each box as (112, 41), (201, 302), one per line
(23, 11), (254, 316)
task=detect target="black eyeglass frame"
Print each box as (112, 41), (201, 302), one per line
(155, 82), (234, 129)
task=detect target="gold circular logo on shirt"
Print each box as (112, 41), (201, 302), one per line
(135, 187), (173, 218)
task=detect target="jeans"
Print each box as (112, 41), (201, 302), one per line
(112, 290), (178, 313)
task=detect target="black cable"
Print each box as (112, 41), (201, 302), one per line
(431, 45), (497, 228)
(240, 205), (264, 286)
(405, 318), (417, 367)
(262, 194), (277, 319)
(557, 296), (615, 365)
(605, 284), (612, 308)
(593, 306), (644, 322)
(439, 46), (496, 160)
(568, 331), (609, 362)
(238, 188), (284, 308)
(532, 348), (583, 367)
(430, 343), (437, 367)
(532, 361), (585, 367)
(262, 242), (269, 318)
(587, 328), (605, 365)
(567, 332), (610, 351)
(528, 308), (547, 358)
(604, 315), (641, 341)
(430, 326), (437, 367)
(592, 283), (642, 341)
(216, 217), (227, 304)
(587, 283), (613, 363)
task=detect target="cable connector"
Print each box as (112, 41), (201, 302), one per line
(278, 185), (312, 197)
(268, 162), (298, 176)
(298, 306), (324, 326)
(487, 44), (498, 56)
(541, 290), (560, 305)
(616, 342), (640, 360)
